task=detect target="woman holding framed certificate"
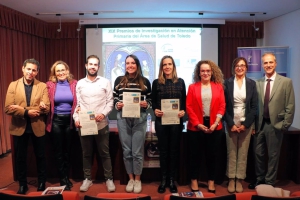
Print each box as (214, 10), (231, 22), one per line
(113, 54), (152, 194)
(151, 55), (186, 193)
(186, 60), (225, 193)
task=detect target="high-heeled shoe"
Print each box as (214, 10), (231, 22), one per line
(208, 181), (216, 193)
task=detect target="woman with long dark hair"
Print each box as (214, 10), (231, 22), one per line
(113, 55), (152, 194)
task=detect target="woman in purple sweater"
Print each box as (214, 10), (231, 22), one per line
(46, 61), (77, 190)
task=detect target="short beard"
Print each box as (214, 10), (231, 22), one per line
(87, 71), (97, 77)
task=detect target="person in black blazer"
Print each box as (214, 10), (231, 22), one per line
(223, 57), (258, 193)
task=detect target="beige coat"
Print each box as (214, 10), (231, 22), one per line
(5, 78), (50, 137)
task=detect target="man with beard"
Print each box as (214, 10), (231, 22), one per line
(73, 55), (115, 192)
(5, 58), (50, 194)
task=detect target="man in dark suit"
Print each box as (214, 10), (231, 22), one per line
(5, 58), (50, 194)
(248, 53), (295, 189)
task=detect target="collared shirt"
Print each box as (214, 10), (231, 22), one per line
(73, 76), (113, 130)
(264, 72), (276, 95)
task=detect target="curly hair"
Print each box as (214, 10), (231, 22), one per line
(157, 55), (178, 84)
(192, 60), (224, 84)
(119, 54), (146, 91)
(48, 60), (74, 83)
(231, 57), (248, 76)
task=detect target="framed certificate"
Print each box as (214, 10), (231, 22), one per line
(161, 99), (180, 125)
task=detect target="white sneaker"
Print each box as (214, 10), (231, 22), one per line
(126, 179), (134, 192)
(133, 180), (142, 194)
(106, 179), (116, 192)
(80, 178), (93, 192)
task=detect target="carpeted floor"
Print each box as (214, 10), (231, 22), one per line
(1, 152), (299, 200)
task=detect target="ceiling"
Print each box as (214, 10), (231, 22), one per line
(1, 0), (300, 23)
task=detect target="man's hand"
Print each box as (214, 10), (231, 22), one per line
(75, 121), (81, 128)
(28, 110), (40, 118)
(95, 114), (105, 122)
(8, 105), (23, 111)
(39, 102), (47, 110)
(76, 106), (81, 113)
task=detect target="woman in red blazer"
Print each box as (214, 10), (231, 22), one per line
(186, 60), (225, 193)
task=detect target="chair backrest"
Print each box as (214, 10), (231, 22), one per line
(0, 192), (63, 200)
(169, 194), (236, 200)
(84, 195), (151, 200)
(251, 195), (300, 200)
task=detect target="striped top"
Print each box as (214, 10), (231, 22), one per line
(113, 76), (152, 110)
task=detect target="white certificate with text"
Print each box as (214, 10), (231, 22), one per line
(79, 110), (98, 136)
(122, 92), (142, 118)
(161, 99), (180, 125)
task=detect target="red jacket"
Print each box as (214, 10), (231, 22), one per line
(186, 82), (225, 131)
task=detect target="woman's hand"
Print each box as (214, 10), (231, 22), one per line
(197, 124), (210, 133)
(140, 101), (148, 109)
(155, 109), (163, 117)
(116, 102), (124, 110)
(209, 123), (218, 133)
(178, 110), (185, 118)
(231, 125), (239, 133)
(237, 125), (246, 133)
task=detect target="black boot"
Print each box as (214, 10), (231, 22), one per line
(169, 178), (178, 193)
(60, 177), (71, 191)
(158, 176), (168, 193)
(65, 177), (73, 188)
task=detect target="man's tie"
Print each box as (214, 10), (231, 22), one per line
(263, 79), (271, 118)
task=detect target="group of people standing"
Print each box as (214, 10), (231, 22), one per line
(5, 52), (295, 195)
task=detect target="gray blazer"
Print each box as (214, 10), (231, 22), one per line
(256, 74), (295, 132)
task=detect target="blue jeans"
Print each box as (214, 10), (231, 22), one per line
(117, 111), (147, 175)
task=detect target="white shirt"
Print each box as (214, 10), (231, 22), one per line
(264, 72), (276, 96)
(233, 76), (246, 125)
(73, 76), (114, 130)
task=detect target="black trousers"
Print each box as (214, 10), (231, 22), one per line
(187, 118), (223, 181)
(13, 132), (46, 186)
(49, 114), (72, 179)
(155, 119), (182, 179)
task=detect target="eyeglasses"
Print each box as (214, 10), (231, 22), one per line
(235, 64), (246, 68)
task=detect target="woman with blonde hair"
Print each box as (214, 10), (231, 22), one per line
(46, 60), (77, 190)
(186, 60), (225, 193)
